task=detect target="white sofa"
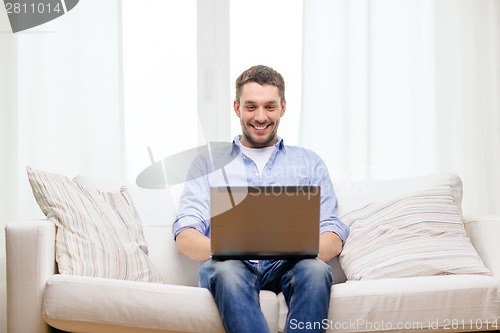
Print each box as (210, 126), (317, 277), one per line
(6, 173), (500, 333)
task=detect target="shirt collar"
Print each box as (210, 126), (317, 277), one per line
(231, 135), (286, 154)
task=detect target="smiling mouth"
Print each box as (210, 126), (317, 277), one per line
(252, 124), (270, 131)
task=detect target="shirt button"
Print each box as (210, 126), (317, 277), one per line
(255, 172), (259, 177)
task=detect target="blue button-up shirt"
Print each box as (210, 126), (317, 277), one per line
(172, 136), (349, 243)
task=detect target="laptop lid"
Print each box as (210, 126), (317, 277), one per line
(210, 186), (320, 260)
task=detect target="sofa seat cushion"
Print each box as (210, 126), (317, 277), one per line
(278, 275), (500, 332)
(43, 274), (280, 333)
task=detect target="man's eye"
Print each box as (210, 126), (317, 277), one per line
(246, 105), (256, 110)
(266, 105), (276, 110)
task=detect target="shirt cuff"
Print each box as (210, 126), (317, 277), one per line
(320, 222), (350, 245)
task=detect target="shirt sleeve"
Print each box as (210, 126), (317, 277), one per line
(172, 155), (211, 239)
(313, 155), (350, 244)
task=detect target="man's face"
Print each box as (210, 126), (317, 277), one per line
(234, 82), (286, 148)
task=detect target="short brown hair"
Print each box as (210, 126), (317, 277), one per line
(235, 65), (285, 103)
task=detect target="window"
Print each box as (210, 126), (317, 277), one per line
(230, 0), (303, 145)
(122, 0), (303, 183)
(122, 0), (198, 182)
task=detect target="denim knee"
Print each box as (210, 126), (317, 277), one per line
(199, 260), (256, 291)
(291, 259), (333, 288)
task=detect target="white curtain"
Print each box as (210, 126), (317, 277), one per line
(0, 1), (124, 331)
(300, 0), (500, 216)
(434, 0), (500, 216)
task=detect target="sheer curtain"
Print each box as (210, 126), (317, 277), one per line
(434, 0), (500, 216)
(0, 1), (124, 331)
(300, 0), (500, 216)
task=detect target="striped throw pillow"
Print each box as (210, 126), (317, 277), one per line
(339, 180), (490, 280)
(27, 167), (163, 283)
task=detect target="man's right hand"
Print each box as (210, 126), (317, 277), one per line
(175, 228), (211, 262)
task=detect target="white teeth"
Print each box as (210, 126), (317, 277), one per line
(254, 125), (268, 130)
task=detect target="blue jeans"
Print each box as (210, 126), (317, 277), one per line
(199, 259), (333, 333)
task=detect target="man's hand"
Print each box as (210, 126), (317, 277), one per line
(175, 228), (211, 262)
(317, 231), (343, 262)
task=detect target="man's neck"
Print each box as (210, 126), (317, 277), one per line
(239, 136), (278, 149)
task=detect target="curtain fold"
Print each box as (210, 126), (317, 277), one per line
(300, 0), (500, 215)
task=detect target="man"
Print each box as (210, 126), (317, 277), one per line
(172, 65), (349, 333)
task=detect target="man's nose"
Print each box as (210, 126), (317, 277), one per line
(254, 107), (267, 123)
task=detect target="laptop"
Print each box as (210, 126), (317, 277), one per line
(210, 186), (320, 260)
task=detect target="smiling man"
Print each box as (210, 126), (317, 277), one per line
(235, 75), (285, 149)
(173, 65), (349, 333)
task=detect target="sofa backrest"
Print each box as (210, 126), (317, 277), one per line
(128, 185), (200, 287)
(333, 173), (462, 217)
(77, 173), (463, 286)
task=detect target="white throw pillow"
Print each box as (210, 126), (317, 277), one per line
(339, 177), (490, 280)
(27, 167), (163, 283)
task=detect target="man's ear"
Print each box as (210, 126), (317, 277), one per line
(280, 99), (287, 117)
(233, 100), (241, 117)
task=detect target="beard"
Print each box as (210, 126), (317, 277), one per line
(240, 119), (279, 148)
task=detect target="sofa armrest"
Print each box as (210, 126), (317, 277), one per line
(6, 219), (56, 333)
(463, 215), (500, 278)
